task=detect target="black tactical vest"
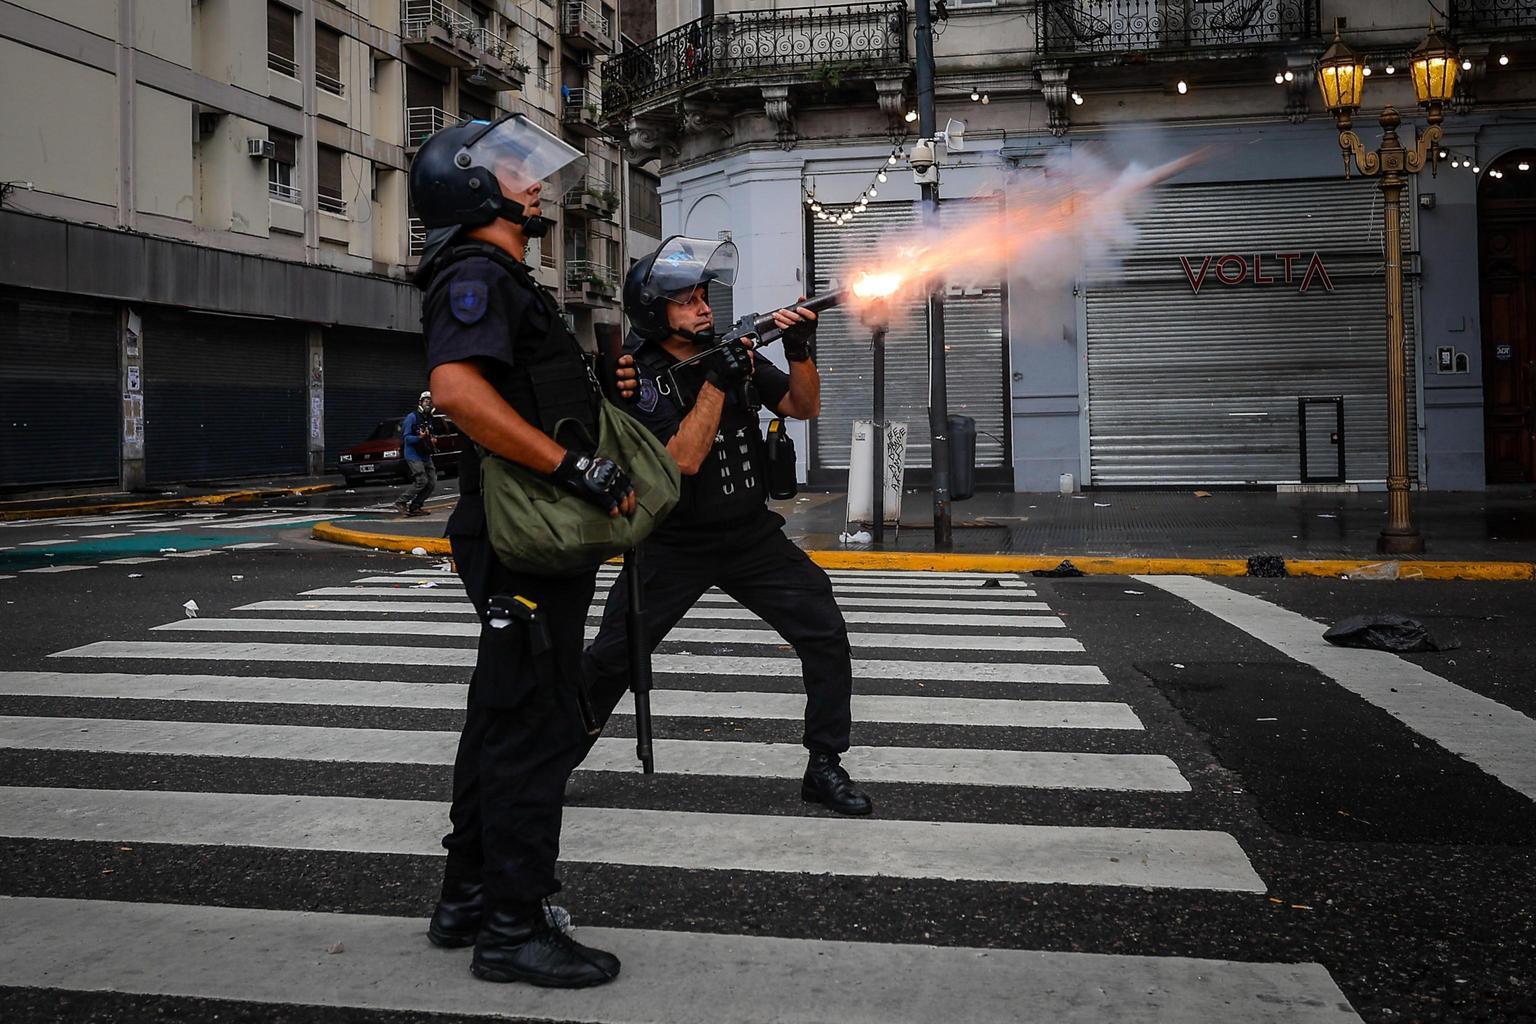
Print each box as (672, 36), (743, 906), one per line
(424, 243), (600, 446)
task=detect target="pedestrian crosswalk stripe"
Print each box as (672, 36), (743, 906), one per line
(18, 538), (78, 546)
(20, 564), (95, 573)
(306, 586), (1049, 612)
(50, 642), (1109, 683)
(151, 618), (1084, 652)
(102, 557), (165, 565)
(355, 575), (1044, 598)
(225, 541), (280, 550)
(0, 787), (1265, 891)
(0, 513), (163, 529)
(0, 897), (1362, 1024)
(240, 599), (1059, 624)
(0, 672), (1115, 720)
(220, 514), (357, 530)
(0, 718), (1169, 786)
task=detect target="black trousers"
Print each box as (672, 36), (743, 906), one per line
(582, 511), (853, 754)
(443, 530), (597, 907)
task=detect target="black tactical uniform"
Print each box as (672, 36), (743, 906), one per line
(424, 243), (604, 909)
(582, 334), (863, 796)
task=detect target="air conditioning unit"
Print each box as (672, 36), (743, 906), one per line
(247, 138), (276, 159)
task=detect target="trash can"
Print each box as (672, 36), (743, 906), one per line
(947, 414), (976, 501)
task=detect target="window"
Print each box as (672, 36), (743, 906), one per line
(405, 66), (443, 110)
(629, 167), (661, 237)
(537, 42), (552, 89)
(601, 3), (615, 36)
(268, 130), (299, 202)
(605, 238), (620, 276)
(267, 2), (297, 77)
(318, 145), (346, 216)
(316, 25), (344, 95)
(458, 89), (494, 123)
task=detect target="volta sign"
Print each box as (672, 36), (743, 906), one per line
(1180, 252), (1336, 295)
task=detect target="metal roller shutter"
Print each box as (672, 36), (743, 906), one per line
(322, 328), (428, 469)
(0, 292), (120, 488)
(808, 199), (1008, 473)
(143, 312), (306, 483)
(1085, 178), (1418, 486)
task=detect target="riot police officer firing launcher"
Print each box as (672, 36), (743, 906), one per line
(582, 237), (873, 817)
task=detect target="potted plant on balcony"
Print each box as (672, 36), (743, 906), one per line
(586, 272), (613, 296)
(597, 189), (620, 215)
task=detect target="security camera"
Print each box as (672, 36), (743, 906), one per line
(909, 138), (937, 175)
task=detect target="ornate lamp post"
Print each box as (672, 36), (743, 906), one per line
(1316, 24), (1459, 555)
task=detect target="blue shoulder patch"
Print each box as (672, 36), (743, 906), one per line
(637, 377), (660, 414)
(449, 280), (489, 325)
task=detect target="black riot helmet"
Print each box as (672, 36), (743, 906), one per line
(623, 235), (740, 342)
(410, 114), (586, 271)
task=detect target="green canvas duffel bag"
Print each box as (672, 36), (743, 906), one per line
(479, 399), (681, 576)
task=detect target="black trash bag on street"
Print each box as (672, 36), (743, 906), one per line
(1031, 559), (1085, 578)
(1323, 614), (1457, 653)
(1246, 554), (1288, 578)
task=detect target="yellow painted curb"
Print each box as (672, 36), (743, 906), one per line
(309, 524), (1536, 581)
(0, 484), (339, 522)
(313, 520), (451, 555)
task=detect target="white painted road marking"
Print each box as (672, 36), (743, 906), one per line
(49, 642), (1109, 684)
(240, 599), (1058, 624)
(1139, 574), (1536, 802)
(0, 672), (1117, 720)
(0, 787), (1264, 890)
(305, 586), (1049, 612)
(0, 898), (1362, 1023)
(0, 718), (1169, 786)
(151, 617), (1082, 651)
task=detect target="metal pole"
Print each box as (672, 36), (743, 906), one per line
(872, 327), (887, 543)
(914, 0), (952, 548)
(626, 545), (655, 773)
(1374, 110), (1424, 555)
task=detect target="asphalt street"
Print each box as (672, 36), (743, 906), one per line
(0, 500), (1532, 1023)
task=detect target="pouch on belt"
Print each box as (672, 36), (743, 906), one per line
(477, 594), (600, 735)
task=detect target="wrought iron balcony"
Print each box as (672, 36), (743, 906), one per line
(406, 106), (456, 150)
(562, 176), (620, 218)
(562, 1), (615, 52)
(1036, 0), (1321, 62)
(565, 259), (619, 306)
(1450, 0), (1536, 39)
(604, 2), (908, 120)
(562, 87), (606, 138)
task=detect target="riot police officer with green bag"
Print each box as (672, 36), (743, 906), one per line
(411, 113), (634, 988)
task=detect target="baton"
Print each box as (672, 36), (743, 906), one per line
(595, 323), (656, 774)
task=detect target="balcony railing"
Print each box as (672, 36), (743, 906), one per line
(401, 0), (517, 65)
(562, 175), (619, 215)
(318, 193), (348, 216)
(604, 3), (907, 117)
(470, 25), (515, 64)
(562, 1), (613, 38)
(1035, 0), (1320, 59)
(1450, 0), (1536, 36)
(409, 217), (427, 258)
(269, 180), (301, 204)
(268, 51), (298, 77)
(407, 105), (455, 148)
(316, 70), (345, 96)
(566, 259), (619, 292)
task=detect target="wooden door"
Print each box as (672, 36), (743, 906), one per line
(1480, 166), (1536, 484)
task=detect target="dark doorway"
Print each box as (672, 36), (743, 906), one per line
(1479, 149), (1536, 483)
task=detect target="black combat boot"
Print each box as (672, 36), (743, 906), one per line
(802, 752), (874, 816)
(427, 862), (485, 948)
(471, 902), (621, 988)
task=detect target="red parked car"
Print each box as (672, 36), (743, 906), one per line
(338, 415), (462, 487)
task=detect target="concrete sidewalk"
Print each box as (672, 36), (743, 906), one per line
(313, 487), (1536, 580)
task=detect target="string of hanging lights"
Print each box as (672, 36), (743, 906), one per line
(802, 143), (905, 227)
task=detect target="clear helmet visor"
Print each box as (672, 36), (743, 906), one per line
(459, 115), (588, 199)
(643, 236), (740, 303)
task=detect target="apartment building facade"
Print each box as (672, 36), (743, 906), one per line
(0, 0), (659, 491)
(603, 0), (1536, 492)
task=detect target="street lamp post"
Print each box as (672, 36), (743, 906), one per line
(1316, 24), (1458, 555)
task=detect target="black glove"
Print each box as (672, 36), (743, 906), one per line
(700, 339), (754, 391)
(552, 450), (633, 514)
(780, 316), (816, 363)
